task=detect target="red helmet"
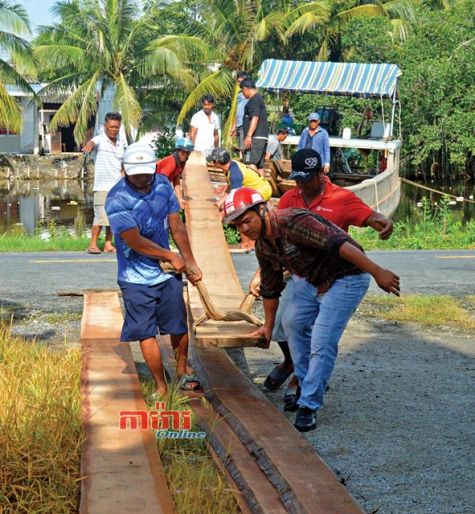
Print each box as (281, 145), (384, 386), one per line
(224, 187), (266, 224)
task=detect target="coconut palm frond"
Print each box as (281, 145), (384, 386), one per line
(0, 0), (31, 37)
(222, 83), (240, 149)
(176, 68), (235, 125)
(390, 17), (412, 42)
(337, 4), (386, 23)
(383, 0), (417, 21)
(114, 72), (142, 139)
(0, 58), (36, 96)
(146, 35), (209, 66)
(34, 44), (86, 70)
(285, 11), (328, 37)
(0, 80), (23, 133)
(49, 72), (100, 135)
(317, 38), (329, 61)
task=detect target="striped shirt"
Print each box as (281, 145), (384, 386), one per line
(256, 209), (363, 299)
(92, 133), (126, 192)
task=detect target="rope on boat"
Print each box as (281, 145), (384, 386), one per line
(401, 177), (475, 204)
(160, 261), (263, 331)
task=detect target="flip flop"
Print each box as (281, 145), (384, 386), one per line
(264, 365), (293, 390)
(86, 248), (102, 254)
(179, 374), (201, 391)
(104, 248), (116, 253)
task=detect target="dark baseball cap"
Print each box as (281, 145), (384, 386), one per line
(288, 149), (322, 181)
(206, 147), (231, 164)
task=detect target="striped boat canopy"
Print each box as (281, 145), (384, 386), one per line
(256, 60), (402, 100)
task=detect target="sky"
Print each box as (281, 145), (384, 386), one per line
(22, 0), (59, 36)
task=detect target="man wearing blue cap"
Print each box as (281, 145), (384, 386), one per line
(297, 113), (330, 173)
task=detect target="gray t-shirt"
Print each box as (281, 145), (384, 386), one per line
(266, 137), (282, 161)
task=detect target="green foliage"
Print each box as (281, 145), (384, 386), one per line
(351, 194), (475, 250)
(223, 224), (242, 246)
(152, 130), (177, 159)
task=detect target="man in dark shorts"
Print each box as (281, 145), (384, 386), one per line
(241, 77), (268, 177)
(106, 143), (203, 397)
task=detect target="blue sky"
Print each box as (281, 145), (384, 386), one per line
(22, 0), (58, 35)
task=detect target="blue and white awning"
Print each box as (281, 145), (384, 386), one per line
(256, 59), (401, 99)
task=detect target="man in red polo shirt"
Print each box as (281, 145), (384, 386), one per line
(156, 138), (194, 208)
(252, 148), (393, 410)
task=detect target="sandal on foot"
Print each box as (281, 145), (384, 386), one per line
(179, 374), (201, 391)
(264, 365), (293, 390)
(283, 385), (300, 412)
(87, 248), (102, 254)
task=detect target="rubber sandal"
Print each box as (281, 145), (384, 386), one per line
(104, 248), (116, 253)
(86, 248), (102, 254)
(179, 374), (201, 391)
(283, 386), (300, 412)
(264, 365), (293, 390)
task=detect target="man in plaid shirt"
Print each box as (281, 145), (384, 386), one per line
(223, 186), (400, 432)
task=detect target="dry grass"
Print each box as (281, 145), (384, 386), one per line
(0, 325), (83, 513)
(140, 377), (240, 514)
(359, 294), (475, 329)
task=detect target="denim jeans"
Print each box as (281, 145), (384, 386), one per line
(271, 275), (297, 342)
(282, 273), (370, 411)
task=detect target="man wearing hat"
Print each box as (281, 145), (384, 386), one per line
(222, 185), (400, 432)
(105, 143), (203, 397)
(156, 137), (194, 208)
(209, 146), (272, 250)
(297, 113), (331, 173)
(249, 148), (394, 410)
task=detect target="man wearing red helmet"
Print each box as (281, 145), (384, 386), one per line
(224, 187), (400, 432)
(251, 148), (394, 412)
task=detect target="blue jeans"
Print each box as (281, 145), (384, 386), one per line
(282, 274), (370, 411)
(271, 275), (297, 342)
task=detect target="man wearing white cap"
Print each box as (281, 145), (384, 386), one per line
(105, 143), (203, 397)
(297, 113), (331, 173)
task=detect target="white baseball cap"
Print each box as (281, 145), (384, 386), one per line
(123, 143), (156, 175)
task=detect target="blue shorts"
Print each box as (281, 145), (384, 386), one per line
(119, 275), (188, 342)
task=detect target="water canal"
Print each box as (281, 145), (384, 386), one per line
(1, 178), (475, 235)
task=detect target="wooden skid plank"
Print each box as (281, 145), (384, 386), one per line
(159, 333), (288, 514)
(190, 345), (366, 514)
(182, 152), (265, 348)
(80, 292), (174, 514)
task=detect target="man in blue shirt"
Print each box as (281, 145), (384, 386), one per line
(231, 70), (249, 158)
(106, 143), (203, 397)
(297, 113), (331, 173)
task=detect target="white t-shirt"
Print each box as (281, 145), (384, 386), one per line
(92, 133), (126, 192)
(190, 109), (220, 154)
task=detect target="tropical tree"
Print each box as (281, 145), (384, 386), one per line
(34, 0), (204, 144)
(0, 1), (37, 133)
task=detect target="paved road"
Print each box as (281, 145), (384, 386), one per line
(1, 250), (475, 313)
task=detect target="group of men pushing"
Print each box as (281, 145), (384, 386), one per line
(87, 74), (399, 432)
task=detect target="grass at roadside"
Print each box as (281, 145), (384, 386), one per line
(140, 377), (240, 514)
(359, 294), (475, 329)
(0, 325), (83, 512)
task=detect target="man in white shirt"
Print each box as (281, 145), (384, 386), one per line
(82, 112), (126, 254)
(190, 94), (220, 158)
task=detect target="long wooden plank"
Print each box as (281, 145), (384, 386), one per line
(159, 333), (288, 514)
(80, 292), (174, 514)
(182, 152), (265, 348)
(191, 345), (366, 514)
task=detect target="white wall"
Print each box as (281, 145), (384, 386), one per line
(0, 97), (38, 154)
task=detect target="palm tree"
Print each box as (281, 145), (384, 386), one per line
(35, 0), (204, 145)
(0, 1), (37, 133)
